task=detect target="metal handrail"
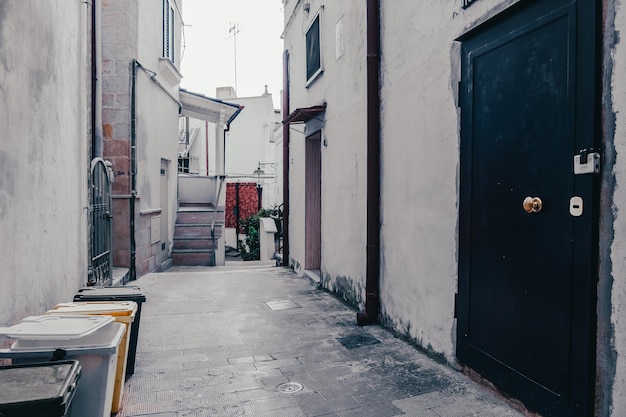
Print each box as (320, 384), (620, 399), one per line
(210, 175), (226, 265)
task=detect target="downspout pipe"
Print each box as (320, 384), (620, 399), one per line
(129, 60), (138, 281)
(92, 0), (103, 158)
(357, 0), (381, 326)
(282, 50), (290, 266)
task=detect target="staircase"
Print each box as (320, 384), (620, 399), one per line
(172, 203), (225, 266)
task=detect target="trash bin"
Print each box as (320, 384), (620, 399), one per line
(45, 301), (137, 413)
(0, 315), (125, 417)
(73, 285), (146, 377)
(0, 360), (81, 417)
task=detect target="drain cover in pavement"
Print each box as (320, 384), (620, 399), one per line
(276, 382), (304, 393)
(265, 299), (300, 310)
(337, 333), (381, 349)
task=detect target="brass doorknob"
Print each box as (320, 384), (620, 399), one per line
(523, 197), (543, 213)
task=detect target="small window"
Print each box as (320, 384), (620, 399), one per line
(162, 0), (175, 64)
(305, 14), (321, 82)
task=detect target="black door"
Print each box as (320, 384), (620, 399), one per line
(457, 1), (599, 416)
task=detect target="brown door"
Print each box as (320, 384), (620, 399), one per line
(305, 131), (321, 270)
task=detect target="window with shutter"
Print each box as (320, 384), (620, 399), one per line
(162, 0), (175, 64)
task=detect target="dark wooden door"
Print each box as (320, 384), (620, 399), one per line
(457, 1), (599, 416)
(305, 130), (321, 270)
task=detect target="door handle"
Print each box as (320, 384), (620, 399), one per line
(523, 197), (543, 213)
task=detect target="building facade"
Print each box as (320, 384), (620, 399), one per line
(103, 0), (183, 277)
(282, 0), (626, 416)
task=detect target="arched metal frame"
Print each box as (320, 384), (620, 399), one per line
(89, 158), (113, 285)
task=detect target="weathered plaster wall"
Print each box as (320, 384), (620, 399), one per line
(607, 0), (626, 414)
(380, 0), (519, 363)
(0, 1), (89, 328)
(284, 1), (368, 300)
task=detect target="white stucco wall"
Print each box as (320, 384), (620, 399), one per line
(224, 94), (276, 181)
(379, 0), (461, 362)
(135, 0), (182, 264)
(0, 2), (89, 329)
(284, 1), (368, 298)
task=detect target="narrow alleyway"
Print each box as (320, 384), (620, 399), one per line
(118, 263), (529, 417)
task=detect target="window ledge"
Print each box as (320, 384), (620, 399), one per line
(158, 57), (182, 86)
(305, 68), (324, 88)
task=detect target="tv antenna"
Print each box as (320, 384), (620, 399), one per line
(228, 22), (240, 92)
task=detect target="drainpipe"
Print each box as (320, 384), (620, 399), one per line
(129, 60), (138, 280)
(357, 0), (381, 326)
(282, 50), (290, 266)
(235, 182), (240, 247)
(91, 0), (103, 158)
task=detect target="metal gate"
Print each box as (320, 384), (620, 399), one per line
(88, 158), (113, 286)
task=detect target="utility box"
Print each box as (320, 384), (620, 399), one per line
(259, 217), (278, 261)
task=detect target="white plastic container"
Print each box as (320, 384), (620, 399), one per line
(45, 302), (137, 413)
(0, 315), (124, 417)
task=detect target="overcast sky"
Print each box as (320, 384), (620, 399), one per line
(179, 0), (285, 109)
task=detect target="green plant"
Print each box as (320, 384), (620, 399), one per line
(238, 205), (283, 261)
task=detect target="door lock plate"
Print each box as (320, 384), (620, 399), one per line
(570, 196), (583, 217)
(574, 151), (600, 174)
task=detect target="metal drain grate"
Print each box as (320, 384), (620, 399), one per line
(337, 333), (381, 349)
(265, 300), (300, 310)
(276, 382), (304, 393)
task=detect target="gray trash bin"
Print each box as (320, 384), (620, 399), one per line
(73, 285), (146, 377)
(0, 360), (81, 417)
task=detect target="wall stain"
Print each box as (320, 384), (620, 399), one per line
(321, 273), (363, 310)
(380, 312), (450, 367)
(0, 1), (9, 72)
(0, 150), (16, 220)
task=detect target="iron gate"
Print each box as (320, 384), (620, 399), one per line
(88, 158), (113, 285)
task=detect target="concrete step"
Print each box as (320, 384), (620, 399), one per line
(176, 209), (224, 225)
(179, 202), (215, 209)
(174, 223), (223, 238)
(172, 248), (214, 266)
(173, 236), (215, 250)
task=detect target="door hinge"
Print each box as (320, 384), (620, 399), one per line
(454, 293), (458, 318)
(457, 81), (462, 108)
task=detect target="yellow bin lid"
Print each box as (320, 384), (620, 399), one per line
(47, 302), (137, 323)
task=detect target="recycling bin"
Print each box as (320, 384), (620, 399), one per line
(0, 315), (124, 417)
(73, 285), (146, 377)
(45, 301), (137, 413)
(0, 360), (81, 417)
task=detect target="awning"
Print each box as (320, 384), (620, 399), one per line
(179, 89), (243, 127)
(282, 104), (326, 124)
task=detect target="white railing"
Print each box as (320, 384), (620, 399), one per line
(177, 174), (218, 204)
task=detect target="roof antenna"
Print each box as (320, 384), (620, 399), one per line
(228, 22), (240, 93)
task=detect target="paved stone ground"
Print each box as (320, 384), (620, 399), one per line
(117, 263), (530, 417)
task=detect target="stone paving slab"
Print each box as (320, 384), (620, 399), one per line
(116, 264), (530, 417)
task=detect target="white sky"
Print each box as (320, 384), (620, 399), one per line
(179, 0), (285, 109)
